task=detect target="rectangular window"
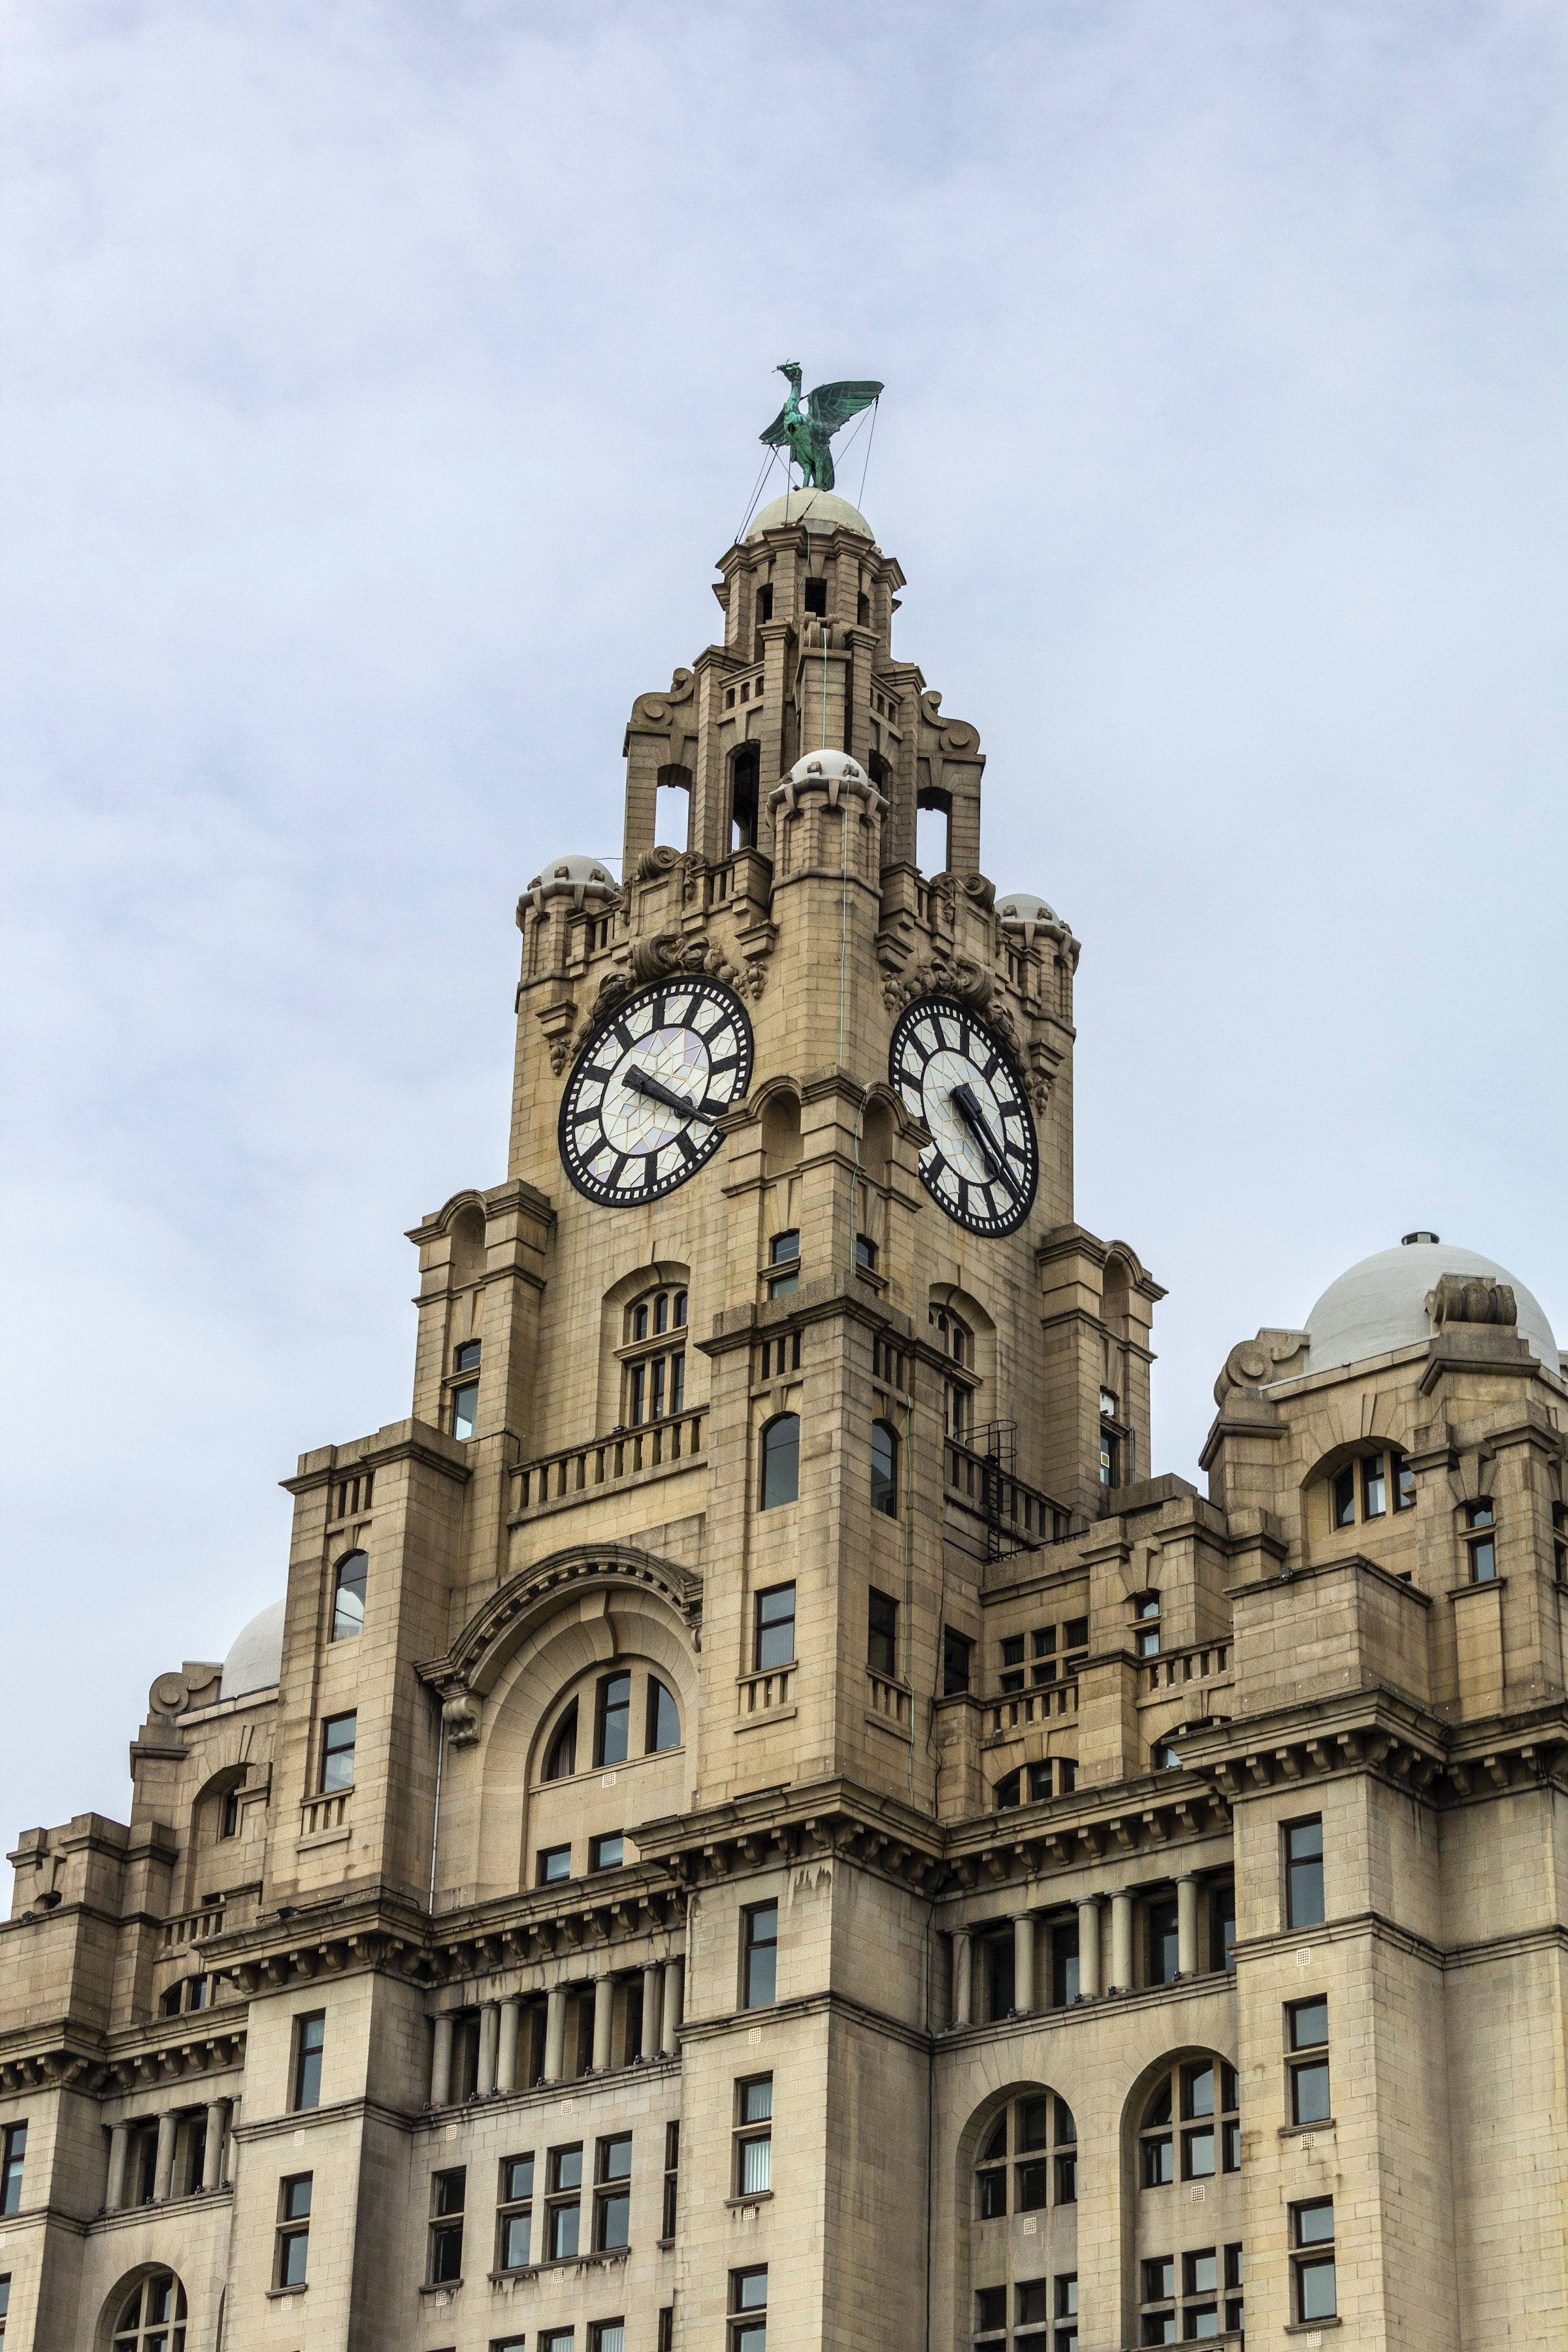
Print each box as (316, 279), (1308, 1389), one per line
(868, 1588), (899, 1676)
(452, 1380), (480, 1439)
(1293, 2198), (1337, 2321)
(1362, 1453), (1386, 1517)
(743, 1903), (779, 2008)
(976, 2283), (1007, 2336)
(276, 2172), (312, 2286)
(1051, 1921), (1079, 2006)
(331, 1550), (367, 1641)
(0, 2127), (24, 2216)
(731, 2265), (768, 2352)
(943, 1628), (974, 1694)
(497, 2151), (533, 2270)
(1062, 1617), (1088, 1661)
(429, 2166), (465, 2281)
(1470, 1533), (1497, 1582)
(1285, 1817), (1325, 1927)
(595, 2134), (632, 2252)
(661, 2119), (679, 2240)
(658, 2311), (674, 2352)
(589, 2325), (625, 2352)
(454, 1339), (482, 1372)
(0, 2276), (9, 2340)
(595, 1672), (630, 1767)
(755, 1584), (796, 1670)
(736, 2075), (772, 2197)
(1292, 2055), (1332, 2123)
(1148, 1897), (1180, 1985)
(547, 2143), (583, 2261)
(670, 1351), (686, 1413)
(1209, 1880), (1237, 1971)
(770, 1231), (799, 1264)
(538, 1843), (572, 1886)
(320, 1710), (357, 1792)
(628, 1363), (646, 1424)
(1395, 1450), (1416, 1509)
(803, 578), (827, 615)
(1134, 1596), (1161, 1658)
(589, 1832), (624, 1872)
(541, 2333), (575, 2352)
(855, 1233), (878, 1269)
(292, 2014), (325, 2111)
(1332, 1463), (1356, 1527)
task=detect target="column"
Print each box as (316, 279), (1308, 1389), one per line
(1075, 1897), (1102, 2000)
(477, 2001), (500, 2097)
(951, 1929), (973, 2028)
(201, 2101), (227, 2191)
(430, 2013), (454, 2108)
(640, 1962), (662, 2061)
(591, 1975), (615, 2074)
(1110, 1890), (1135, 1992)
(543, 1984), (568, 2083)
(497, 1997), (521, 2094)
(661, 1955), (685, 2048)
(1177, 1875), (1200, 1978)
(153, 2110), (178, 2202)
(105, 2121), (131, 2212)
(1012, 1914), (1037, 2016)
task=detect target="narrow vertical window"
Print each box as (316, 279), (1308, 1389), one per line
(544, 1699), (578, 1780)
(292, 2014), (325, 2111)
(220, 1786), (241, 1838)
(646, 1678), (681, 1752)
(1133, 1593), (1161, 1657)
(319, 1712), (357, 1791)
(735, 2076), (772, 2195)
(331, 1550), (367, 1641)
(1293, 2198), (1336, 2320)
(0, 2126), (24, 2215)
(1288, 1997), (1331, 2123)
(943, 1628), (973, 1693)
(754, 1584), (796, 1671)
(760, 1414), (800, 1507)
(1285, 1818), (1325, 1928)
(276, 2173), (312, 2284)
(497, 2152), (534, 2270)
(867, 1588), (899, 1676)
(451, 1380), (480, 1439)
(1362, 1453), (1386, 1517)
(428, 2165), (465, 2281)
(743, 1903), (778, 2008)
(661, 2119), (680, 2239)
(546, 2144), (583, 2261)
(730, 2264), (768, 2351)
(595, 2134), (632, 2250)
(1331, 1464), (1356, 1527)
(596, 1673), (631, 1767)
(870, 1418), (898, 1516)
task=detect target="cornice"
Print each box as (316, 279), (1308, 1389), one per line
(419, 1544), (704, 1700)
(282, 1425), (472, 1497)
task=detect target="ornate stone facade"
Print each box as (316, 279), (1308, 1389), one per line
(4, 489), (1567, 2352)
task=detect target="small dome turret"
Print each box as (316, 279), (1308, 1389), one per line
(998, 891), (1068, 945)
(1303, 1237), (1558, 1373)
(220, 1598), (286, 1700)
(743, 488), (875, 543)
(522, 855), (621, 913)
(768, 749), (886, 817)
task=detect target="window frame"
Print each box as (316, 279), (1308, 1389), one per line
(867, 1586), (900, 1677)
(428, 2164), (466, 2283)
(742, 1901), (779, 2009)
(544, 2142), (584, 2262)
(291, 2013), (325, 2112)
(593, 2132), (633, 2252)
(319, 1710), (357, 1793)
(1284, 1816), (1326, 1929)
(754, 1583), (796, 1671)
(275, 2172), (312, 2288)
(330, 1550), (368, 1642)
(496, 2150), (534, 2274)
(1292, 2198), (1337, 2321)
(870, 1416), (900, 1516)
(0, 2125), (24, 2217)
(759, 1413), (800, 1508)
(734, 2074), (773, 2200)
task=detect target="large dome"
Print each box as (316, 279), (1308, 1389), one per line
(220, 1598), (286, 1700)
(743, 488), (874, 542)
(1303, 1239), (1558, 1373)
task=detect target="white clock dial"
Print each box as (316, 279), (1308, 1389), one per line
(889, 997), (1038, 1236)
(559, 978), (753, 1207)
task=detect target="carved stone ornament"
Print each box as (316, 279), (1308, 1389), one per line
(1213, 1330), (1311, 1405)
(574, 936), (747, 1059)
(1427, 1275), (1518, 1331)
(441, 1693), (482, 1746)
(635, 843), (684, 883)
(881, 957), (1028, 1088)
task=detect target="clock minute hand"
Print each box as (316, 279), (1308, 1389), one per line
(951, 1083), (1021, 1198)
(622, 1064), (712, 1123)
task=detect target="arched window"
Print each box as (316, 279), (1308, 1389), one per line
(1134, 2055), (1245, 2340)
(1139, 2058), (1239, 2189)
(646, 1678), (681, 1752)
(760, 1414), (800, 1509)
(870, 1419), (898, 1516)
(974, 2091), (1078, 2219)
(1328, 1448), (1415, 1527)
(623, 1285), (688, 1425)
(331, 1552), (367, 1642)
(544, 1701), (578, 1782)
(993, 1758), (1077, 1810)
(731, 744), (760, 851)
(929, 1304), (975, 1437)
(111, 2272), (188, 2351)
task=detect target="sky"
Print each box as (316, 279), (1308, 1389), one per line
(2, 0), (1564, 1850)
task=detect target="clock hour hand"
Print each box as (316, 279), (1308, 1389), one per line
(951, 1083), (1021, 1198)
(622, 1064), (712, 1123)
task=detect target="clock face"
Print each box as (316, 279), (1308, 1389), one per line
(889, 997), (1038, 1236)
(559, 978), (753, 1207)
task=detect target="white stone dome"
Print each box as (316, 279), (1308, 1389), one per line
(744, 488), (874, 542)
(768, 749), (885, 815)
(998, 891), (1067, 943)
(525, 855), (619, 904)
(1303, 1239), (1557, 1373)
(220, 1598), (286, 1700)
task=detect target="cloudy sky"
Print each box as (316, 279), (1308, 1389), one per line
(3, 0), (1563, 1846)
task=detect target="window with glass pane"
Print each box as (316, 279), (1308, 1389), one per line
(451, 1380), (479, 1439)
(221, 1784), (241, 1837)
(0, 2127), (24, 2216)
(760, 1414), (800, 1506)
(454, 1338), (481, 1371)
(1134, 1594), (1160, 1656)
(590, 2325), (625, 2352)
(975, 2282), (1007, 2340)
(319, 1711), (356, 1792)
(1332, 1463), (1356, 1527)
(1294, 2198), (1336, 2319)
(755, 1584), (796, 1669)
(292, 2014), (324, 2110)
(1209, 1881), (1237, 1970)
(743, 1903), (778, 2007)
(594, 2134), (632, 2249)
(1286, 1817), (1325, 1927)
(111, 2268), (188, 2351)
(589, 1832), (624, 1871)
(277, 2173), (311, 2285)
(736, 2074), (772, 2195)
(596, 1673), (630, 1766)
(647, 1676), (681, 1751)
(943, 1628), (974, 1693)
(731, 2264), (768, 2352)
(538, 1844), (571, 1886)
(331, 1550), (367, 1640)
(547, 2144), (582, 2259)
(498, 2151), (533, 2269)
(1362, 1452), (1387, 1516)
(429, 2164), (465, 2280)
(1148, 1897), (1180, 1985)
(868, 1587), (898, 1674)
(870, 1419), (898, 1516)
(544, 1700), (578, 1780)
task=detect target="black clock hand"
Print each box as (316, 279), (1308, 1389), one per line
(951, 1083), (1022, 1198)
(622, 1064), (713, 1123)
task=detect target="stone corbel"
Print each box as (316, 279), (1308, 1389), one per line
(442, 1692), (482, 1747)
(534, 996), (579, 1078)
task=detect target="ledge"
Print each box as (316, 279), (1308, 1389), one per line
(419, 2279), (463, 2295)
(734, 1707), (796, 1735)
(725, 2191), (774, 2209)
(1283, 2321), (1341, 2336)
(265, 2284), (307, 2300)
(1279, 2116), (1336, 2136)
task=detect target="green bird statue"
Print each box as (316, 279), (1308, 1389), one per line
(760, 361), (883, 491)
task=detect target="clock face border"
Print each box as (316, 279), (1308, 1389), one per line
(557, 976), (754, 1209)
(889, 994), (1039, 1237)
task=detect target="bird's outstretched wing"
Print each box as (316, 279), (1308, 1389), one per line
(806, 379), (883, 438)
(759, 401), (794, 448)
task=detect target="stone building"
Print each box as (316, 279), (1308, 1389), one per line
(5, 480), (1568, 2352)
